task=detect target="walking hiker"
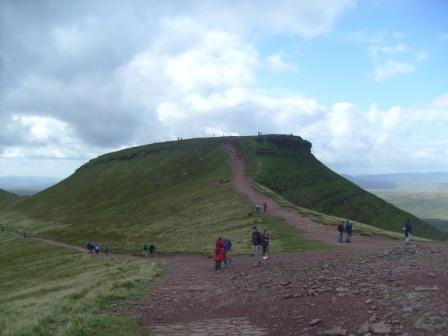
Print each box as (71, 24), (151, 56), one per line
(104, 245), (110, 256)
(255, 203), (261, 213)
(344, 220), (353, 243)
(223, 236), (233, 268)
(403, 219), (413, 244)
(143, 243), (149, 257)
(262, 229), (270, 260)
(251, 226), (263, 266)
(263, 201), (268, 212)
(149, 244), (155, 258)
(94, 243), (100, 255)
(214, 237), (224, 271)
(87, 242), (93, 255)
(337, 224), (344, 243)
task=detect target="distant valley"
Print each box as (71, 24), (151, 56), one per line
(345, 172), (448, 232)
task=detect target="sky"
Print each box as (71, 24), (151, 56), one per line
(1, 0), (448, 179)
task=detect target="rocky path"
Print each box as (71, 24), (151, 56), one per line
(136, 145), (448, 335)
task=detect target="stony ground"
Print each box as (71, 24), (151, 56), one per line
(135, 145), (448, 335)
(138, 243), (448, 336)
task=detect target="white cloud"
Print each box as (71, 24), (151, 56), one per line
(369, 43), (408, 58)
(374, 60), (415, 82)
(266, 53), (297, 73)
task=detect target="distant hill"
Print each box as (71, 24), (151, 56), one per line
(1, 135), (445, 250)
(0, 176), (60, 195)
(0, 188), (20, 208)
(344, 172), (448, 192)
(0, 138), (323, 254)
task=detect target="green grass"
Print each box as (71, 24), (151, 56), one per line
(253, 182), (430, 241)
(0, 188), (20, 209)
(0, 232), (161, 336)
(0, 138), (325, 255)
(230, 135), (447, 240)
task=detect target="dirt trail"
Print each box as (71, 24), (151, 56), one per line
(223, 143), (395, 249)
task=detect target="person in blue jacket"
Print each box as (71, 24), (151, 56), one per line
(403, 219), (412, 244)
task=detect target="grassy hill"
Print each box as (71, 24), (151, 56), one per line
(0, 232), (160, 336)
(1, 135), (444, 250)
(0, 188), (20, 208)
(230, 135), (447, 240)
(0, 138), (325, 255)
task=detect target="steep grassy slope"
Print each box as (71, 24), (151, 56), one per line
(0, 232), (160, 336)
(0, 188), (20, 208)
(231, 135), (447, 240)
(0, 138), (325, 254)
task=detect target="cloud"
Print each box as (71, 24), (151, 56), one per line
(369, 43), (408, 58)
(374, 60), (415, 82)
(266, 53), (297, 73)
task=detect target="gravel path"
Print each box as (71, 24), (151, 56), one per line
(137, 144), (448, 335)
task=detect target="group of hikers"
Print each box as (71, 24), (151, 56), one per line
(337, 220), (353, 243)
(336, 218), (413, 244)
(143, 243), (156, 258)
(255, 201), (268, 213)
(213, 226), (271, 271)
(214, 236), (233, 271)
(86, 242), (110, 256)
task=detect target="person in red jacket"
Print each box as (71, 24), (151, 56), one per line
(263, 201), (268, 212)
(214, 237), (225, 271)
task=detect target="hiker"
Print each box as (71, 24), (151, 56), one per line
(251, 226), (263, 266)
(223, 236), (233, 268)
(94, 243), (100, 255)
(344, 220), (353, 243)
(255, 203), (261, 213)
(214, 237), (224, 271)
(263, 201), (268, 212)
(403, 219), (412, 244)
(337, 224), (344, 243)
(149, 244), (155, 258)
(86, 242), (93, 255)
(262, 229), (270, 260)
(143, 243), (149, 257)
(104, 245), (110, 256)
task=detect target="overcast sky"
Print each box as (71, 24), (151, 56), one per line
(1, 0), (448, 178)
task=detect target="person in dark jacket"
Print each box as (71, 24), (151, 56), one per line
(214, 237), (224, 271)
(344, 220), (353, 243)
(222, 236), (232, 268)
(149, 244), (156, 258)
(403, 219), (412, 244)
(337, 224), (344, 243)
(251, 226), (263, 266)
(262, 229), (270, 260)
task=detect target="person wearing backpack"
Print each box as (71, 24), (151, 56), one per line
(214, 237), (224, 271)
(403, 219), (412, 244)
(344, 220), (353, 243)
(222, 236), (233, 268)
(337, 224), (344, 243)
